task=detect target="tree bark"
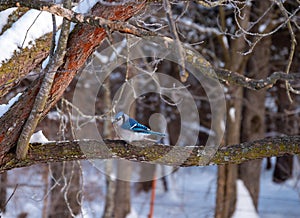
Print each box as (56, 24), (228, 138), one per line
(273, 84), (299, 182)
(0, 1), (145, 163)
(215, 3), (251, 218)
(0, 5), (51, 99)
(1, 136), (300, 173)
(102, 78), (116, 218)
(0, 172), (7, 213)
(114, 160), (132, 218)
(239, 1), (272, 209)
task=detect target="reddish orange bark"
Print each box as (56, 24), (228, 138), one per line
(0, 2), (145, 162)
(148, 176), (157, 218)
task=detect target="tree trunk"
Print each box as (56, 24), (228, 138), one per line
(238, 1), (272, 209)
(0, 172), (7, 213)
(273, 85), (299, 182)
(215, 3), (251, 217)
(114, 160), (132, 218)
(102, 159), (116, 218)
(42, 165), (50, 218)
(102, 78), (117, 218)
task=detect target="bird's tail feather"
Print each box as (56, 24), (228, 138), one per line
(148, 131), (166, 137)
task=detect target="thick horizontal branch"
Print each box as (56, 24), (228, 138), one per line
(1, 136), (299, 173)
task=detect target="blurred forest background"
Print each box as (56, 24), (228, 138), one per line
(0, 0), (299, 217)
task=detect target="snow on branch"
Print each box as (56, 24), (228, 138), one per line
(1, 136), (299, 172)
(0, 0), (155, 37)
(16, 0), (72, 160)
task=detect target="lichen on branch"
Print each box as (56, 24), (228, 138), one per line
(1, 136), (299, 172)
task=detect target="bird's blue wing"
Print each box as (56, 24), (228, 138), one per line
(128, 118), (151, 133)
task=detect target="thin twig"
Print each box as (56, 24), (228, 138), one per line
(2, 184), (18, 210)
(163, 0), (188, 82)
(49, 14), (57, 58)
(276, 0), (297, 102)
(20, 11), (42, 49)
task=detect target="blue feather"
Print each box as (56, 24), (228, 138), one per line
(116, 112), (166, 138)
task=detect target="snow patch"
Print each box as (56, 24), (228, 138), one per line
(73, 0), (99, 13)
(220, 120), (225, 132)
(259, 24), (267, 33)
(0, 10), (63, 66)
(0, 92), (22, 117)
(126, 207), (138, 218)
(222, 36), (229, 49)
(229, 107), (235, 122)
(0, 7), (17, 33)
(233, 180), (259, 218)
(29, 130), (49, 143)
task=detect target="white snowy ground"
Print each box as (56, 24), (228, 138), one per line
(3, 158), (300, 218)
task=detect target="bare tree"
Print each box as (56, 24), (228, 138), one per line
(0, 1), (299, 217)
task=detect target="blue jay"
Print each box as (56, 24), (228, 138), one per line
(112, 111), (166, 142)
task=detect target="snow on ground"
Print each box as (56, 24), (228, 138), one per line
(259, 158), (300, 218)
(3, 158), (300, 218)
(232, 180), (259, 218)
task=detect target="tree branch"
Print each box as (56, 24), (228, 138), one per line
(1, 136), (299, 173)
(0, 0), (155, 37)
(163, 0), (188, 82)
(1, 0), (298, 93)
(15, 0), (72, 160)
(180, 44), (300, 90)
(0, 2), (145, 160)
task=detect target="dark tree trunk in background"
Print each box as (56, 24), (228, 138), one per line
(215, 3), (251, 217)
(273, 155), (294, 183)
(136, 163), (156, 192)
(114, 160), (132, 218)
(239, 1), (272, 209)
(0, 172), (7, 213)
(102, 79), (116, 218)
(273, 85), (299, 183)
